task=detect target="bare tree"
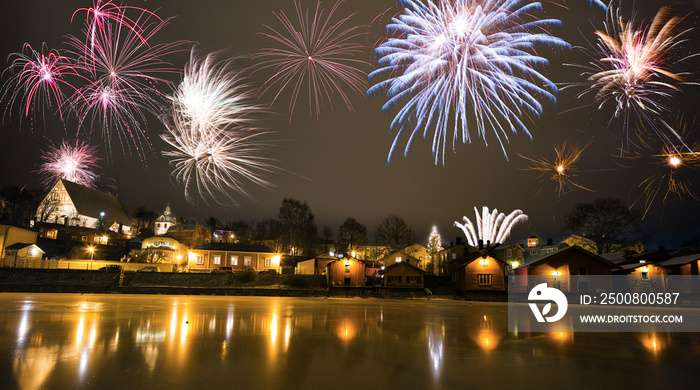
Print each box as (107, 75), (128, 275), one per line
(278, 198), (317, 256)
(338, 218), (367, 255)
(132, 207), (158, 238)
(375, 215), (415, 253)
(564, 198), (641, 254)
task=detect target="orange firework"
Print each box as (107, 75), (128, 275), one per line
(519, 142), (594, 196)
(620, 118), (700, 218)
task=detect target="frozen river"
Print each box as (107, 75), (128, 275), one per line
(0, 293), (698, 389)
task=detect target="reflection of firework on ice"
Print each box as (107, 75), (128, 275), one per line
(571, 5), (693, 147)
(519, 142), (593, 196)
(161, 51), (278, 206)
(454, 207), (528, 247)
(619, 118), (700, 218)
(66, 6), (189, 157)
(39, 140), (100, 188)
(1, 43), (83, 124)
(368, 0), (568, 165)
(253, 0), (368, 120)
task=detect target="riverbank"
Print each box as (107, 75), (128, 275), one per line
(0, 268), (474, 299)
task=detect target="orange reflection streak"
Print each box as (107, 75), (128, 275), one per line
(473, 329), (499, 352)
(13, 346), (59, 390)
(336, 319), (357, 343)
(550, 331), (573, 344)
(641, 333), (666, 355)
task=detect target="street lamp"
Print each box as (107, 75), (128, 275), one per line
(272, 255), (281, 274)
(88, 246), (94, 261)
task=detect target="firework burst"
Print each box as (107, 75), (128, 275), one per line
(66, 6), (189, 157)
(572, 5), (694, 147)
(72, 0), (162, 58)
(454, 206), (528, 247)
(253, 0), (368, 120)
(1, 43), (83, 124)
(368, 0), (569, 165)
(39, 139), (100, 188)
(619, 119), (700, 218)
(161, 51), (278, 206)
(519, 142), (594, 196)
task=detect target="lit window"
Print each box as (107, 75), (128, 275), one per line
(478, 274), (492, 286)
(196, 256), (204, 265)
(231, 256), (238, 266)
(396, 256), (402, 263)
(507, 249), (512, 257)
(94, 237), (101, 243)
(244, 257), (251, 266)
(264, 258), (272, 267)
(82, 236), (87, 242)
(214, 256), (221, 265)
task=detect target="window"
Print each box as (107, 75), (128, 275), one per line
(518, 250), (523, 257)
(396, 256), (402, 263)
(196, 255), (204, 265)
(579, 267), (587, 276)
(344, 264), (351, 273)
(264, 258), (272, 267)
(478, 274), (492, 286)
(530, 250), (537, 255)
(642, 272), (648, 280)
(507, 249), (512, 258)
(93, 237), (101, 243)
(452, 253), (456, 260)
(387, 275), (402, 284)
(244, 256), (251, 266)
(231, 256), (238, 266)
(547, 249), (554, 253)
(406, 276), (420, 284)
(214, 256), (221, 265)
(82, 236), (87, 242)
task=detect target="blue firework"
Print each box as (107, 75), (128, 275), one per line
(368, 0), (569, 165)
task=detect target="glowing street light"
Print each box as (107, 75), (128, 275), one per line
(88, 246), (94, 261)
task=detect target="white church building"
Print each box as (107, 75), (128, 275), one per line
(36, 179), (132, 234)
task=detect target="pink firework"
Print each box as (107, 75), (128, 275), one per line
(1, 43), (83, 123)
(66, 7), (189, 157)
(72, 0), (162, 58)
(253, 0), (368, 120)
(39, 140), (100, 188)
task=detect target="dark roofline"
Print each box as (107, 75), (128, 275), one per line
(385, 261), (425, 273)
(194, 242), (274, 253)
(521, 246), (621, 269)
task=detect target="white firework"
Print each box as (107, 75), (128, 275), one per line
(454, 206), (528, 246)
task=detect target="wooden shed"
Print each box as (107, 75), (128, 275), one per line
(384, 262), (425, 288)
(326, 256), (366, 287)
(456, 252), (507, 292)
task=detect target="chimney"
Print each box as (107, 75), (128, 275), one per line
(478, 239), (483, 250)
(456, 237), (462, 245)
(486, 240), (491, 248)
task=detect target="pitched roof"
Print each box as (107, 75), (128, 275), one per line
(193, 242), (274, 253)
(60, 180), (130, 225)
(385, 261), (425, 274)
(5, 243), (43, 252)
(521, 245), (620, 269)
(658, 254), (700, 267)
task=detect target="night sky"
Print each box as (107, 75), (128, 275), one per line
(1, 0), (700, 249)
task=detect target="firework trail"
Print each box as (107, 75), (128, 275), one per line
(368, 0), (568, 165)
(72, 0), (162, 60)
(161, 51), (278, 206)
(454, 206), (528, 247)
(619, 118), (700, 219)
(1, 43), (84, 124)
(519, 142), (594, 196)
(253, 0), (368, 120)
(571, 5), (694, 149)
(65, 6), (189, 158)
(39, 139), (100, 188)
